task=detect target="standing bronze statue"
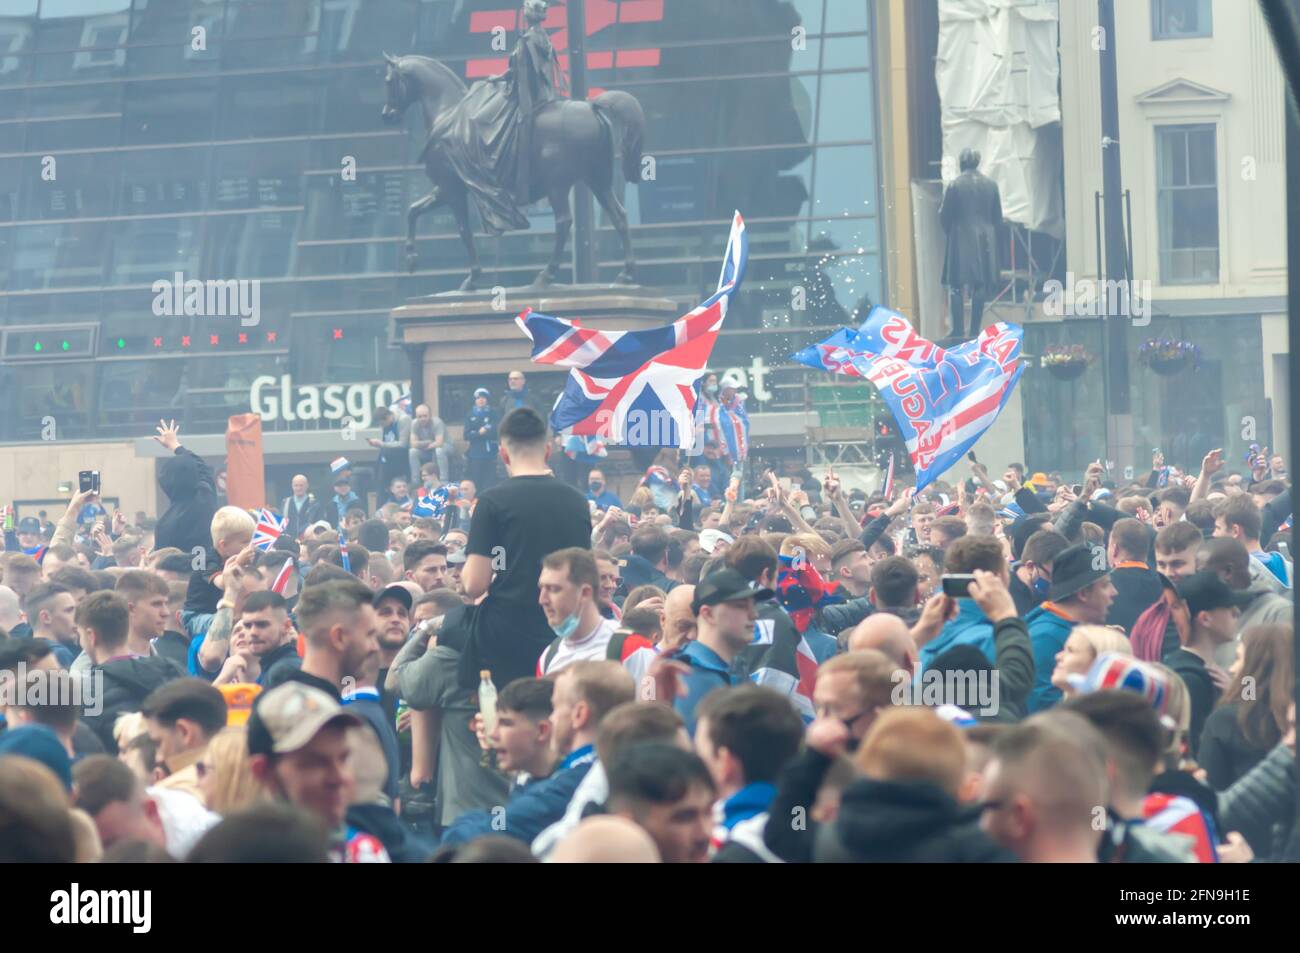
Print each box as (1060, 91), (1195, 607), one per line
(939, 148), (1003, 339)
(382, 0), (644, 290)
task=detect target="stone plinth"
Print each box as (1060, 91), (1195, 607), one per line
(391, 285), (682, 419)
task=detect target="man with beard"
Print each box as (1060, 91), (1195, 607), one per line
(239, 590), (299, 686)
(261, 578), (379, 700)
(373, 583), (418, 723)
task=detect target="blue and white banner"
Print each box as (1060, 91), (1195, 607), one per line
(793, 307), (1024, 491)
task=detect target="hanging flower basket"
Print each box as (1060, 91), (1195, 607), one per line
(1140, 339), (1200, 376)
(1042, 345), (1093, 381)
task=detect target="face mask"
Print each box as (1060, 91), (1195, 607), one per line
(589, 481), (603, 492)
(1032, 574), (1051, 598)
(551, 610), (581, 639)
(705, 385), (719, 396)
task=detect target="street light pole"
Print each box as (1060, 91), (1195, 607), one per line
(1098, 0), (1131, 466)
(1259, 0), (1300, 862)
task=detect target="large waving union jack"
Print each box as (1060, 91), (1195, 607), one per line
(517, 212), (748, 450)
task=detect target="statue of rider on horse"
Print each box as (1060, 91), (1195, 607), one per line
(382, 0), (644, 291)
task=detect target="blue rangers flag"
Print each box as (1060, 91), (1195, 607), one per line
(516, 212), (747, 450)
(793, 307), (1024, 491)
(412, 485), (456, 519)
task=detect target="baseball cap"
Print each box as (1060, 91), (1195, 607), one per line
(307, 520), (334, 534)
(247, 682), (361, 757)
(1175, 571), (1252, 617)
(375, 583), (413, 611)
(698, 528), (734, 555)
(690, 568), (774, 614)
(17, 516), (40, 534)
(446, 548), (467, 566)
(474, 387), (490, 398)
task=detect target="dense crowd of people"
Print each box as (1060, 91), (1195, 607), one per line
(0, 373), (1295, 864)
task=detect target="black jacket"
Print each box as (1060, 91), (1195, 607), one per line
(1009, 571), (1041, 617)
(346, 803), (437, 863)
(84, 655), (185, 754)
(1106, 564), (1164, 636)
(1163, 649), (1218, 756)
(618, 554), (677, 599)
(816, 778), (1014, 863)
(153, 446), (219, 557)
(281, 495), (323, 540)
(1198, 703), (1272, 794)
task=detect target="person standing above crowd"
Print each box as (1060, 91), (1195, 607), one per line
(280, 475), (322, 541)
(459, 407), (592, 688)
(464, 388), (501, 493)
(408, 404), (449, 484)
(368, 406), (412, 493)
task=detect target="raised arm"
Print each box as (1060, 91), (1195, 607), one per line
(1190, 448), (1224, 503)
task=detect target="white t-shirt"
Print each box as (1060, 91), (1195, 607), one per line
(537, 617), (621, 676)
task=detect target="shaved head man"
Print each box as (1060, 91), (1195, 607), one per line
(658, 585), (696, 653)
(550, 815), (661, 863)
(979, 711), (1109, 863)
(847, 613), (917, 677)
(292, 474), (309, 496)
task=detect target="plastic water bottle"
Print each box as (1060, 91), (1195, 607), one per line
(478, 670), (498, 737)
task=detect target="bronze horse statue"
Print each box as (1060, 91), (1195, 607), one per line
(381, 53), (645, 291)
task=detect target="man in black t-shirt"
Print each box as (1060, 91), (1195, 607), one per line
(460, 407), (592, 687)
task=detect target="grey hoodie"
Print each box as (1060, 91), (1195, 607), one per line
(1216, 580), (1292, 667)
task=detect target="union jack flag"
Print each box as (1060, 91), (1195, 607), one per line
(338, 529), (351, 574)
(517, 212), (747, 451)
(740, 604), (819, 724)
(252, 509), (284, 551)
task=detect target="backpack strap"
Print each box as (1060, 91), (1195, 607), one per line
(605, 631), (628, 662)
(542, 637), (562, 674)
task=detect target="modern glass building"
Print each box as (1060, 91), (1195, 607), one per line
(0, 0), (887, 447)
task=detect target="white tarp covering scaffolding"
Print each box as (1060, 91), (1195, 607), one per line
(936, 0), (1064, 238)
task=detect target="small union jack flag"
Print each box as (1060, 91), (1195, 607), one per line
(252, 509), (284, 551)
(338, 529), (351, 574)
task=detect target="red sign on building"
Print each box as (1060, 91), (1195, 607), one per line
(466, 0), (665, 87)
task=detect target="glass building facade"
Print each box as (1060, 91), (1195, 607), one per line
(1021, 313), (1268, 476)
(0, 0), (886, 441)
